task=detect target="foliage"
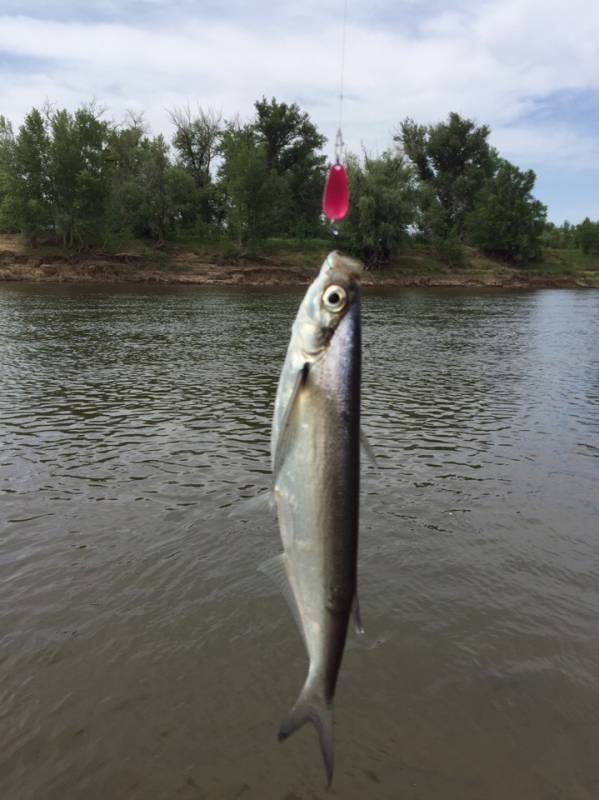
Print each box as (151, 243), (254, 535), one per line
(0, 115), (17, 231)
(169, 105), (222, 223)
(108, 131), (199, 241)
(47, 106), (111, 248)
(218, 123), (290, 248)
(341, 151), (417, 267)
(6, 108), (53, 243)
(0, 100), (594, 268)
(253, 97), (327, 236)
(577, 217), (599, 255)
(467, 160), (547, 264)
(398, 112), (496, 249)
(104, 115), (147, 239)
(410, 183), (464, 266)
(542, 220), (577, 249)
(4, 105), (111, 248)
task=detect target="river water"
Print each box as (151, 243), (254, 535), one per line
(1, 282), (598, 800)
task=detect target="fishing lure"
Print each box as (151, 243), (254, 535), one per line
(322, 0), (349, 225)
(323, 132), (349, 223)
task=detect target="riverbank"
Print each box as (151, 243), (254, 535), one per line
(1, 234), (598, 288)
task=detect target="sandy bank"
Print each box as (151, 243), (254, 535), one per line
(1, 241), (597, 289)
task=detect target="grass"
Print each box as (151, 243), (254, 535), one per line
(2, 232), (599, 286)
(530, 247), (599, 275)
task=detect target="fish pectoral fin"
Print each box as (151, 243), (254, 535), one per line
(272, 363), (309, 483)
(360, 428), (379, 471)
(352, 591), (365, 635)
(258, 553), (307, 647)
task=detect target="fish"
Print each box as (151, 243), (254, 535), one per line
(268, 250), (363, 785)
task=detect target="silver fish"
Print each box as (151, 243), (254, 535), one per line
(269, 251), (363, 784)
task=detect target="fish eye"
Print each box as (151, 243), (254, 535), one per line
(322, 284), (347, 312)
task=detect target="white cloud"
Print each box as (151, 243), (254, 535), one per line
(492, 124), (599, 171)
(0, 1), (598, 219)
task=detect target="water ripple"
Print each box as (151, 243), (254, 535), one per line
(1, 284), (599, 799)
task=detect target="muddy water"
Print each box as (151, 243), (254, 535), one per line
(1, 283), (599, 799)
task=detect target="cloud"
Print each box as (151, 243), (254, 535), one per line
(0, 1), (598, 220)
(492, 124), (599, 171)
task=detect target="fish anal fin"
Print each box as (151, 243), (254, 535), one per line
(258, 553), (306, 648)
(229, 490), (275, 518)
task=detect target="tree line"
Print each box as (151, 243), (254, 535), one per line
(0, 99), (597, 267)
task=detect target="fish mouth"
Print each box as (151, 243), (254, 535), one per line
(324, 251), (363, 282)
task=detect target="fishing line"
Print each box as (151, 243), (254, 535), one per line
(322, 0), (350, 228)
(336, 0), (349, 163)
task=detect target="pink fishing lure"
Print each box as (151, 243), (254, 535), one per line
(322, 163), (349, 221)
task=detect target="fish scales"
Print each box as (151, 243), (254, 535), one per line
(269, 251), (362, 785)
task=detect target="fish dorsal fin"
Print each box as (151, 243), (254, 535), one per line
(273, 363), (309, 484)
(259, 553), (307, 648)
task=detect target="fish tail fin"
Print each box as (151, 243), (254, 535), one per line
(278, 678), (335, 786)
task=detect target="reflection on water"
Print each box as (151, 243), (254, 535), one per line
(1, 283), (599, 799)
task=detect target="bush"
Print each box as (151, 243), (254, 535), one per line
(577, 218), (599, 255)
(467, 161), (546, 264)
(340, 151), (417, 267)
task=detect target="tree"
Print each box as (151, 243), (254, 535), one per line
(105, 114), (147, 238)
(169, 104), (221, 223)
(559, 221), (577, 249)
(47, 105), (110, 248)
(125, 134), (198, 241)
(467, 160), (546, 264)
(253, 97), (326, 235)
(105, 116), (198, 242)
(398, 112), (496, 261)
(577, 217), (599, 255)
(218, 123), (290, 248)
(0, 115), (16, 231)
(8, 108), (52, 243)
(542, 220), (577, 249)
(341, 151), (417, 267)
(165, 163), (200, 230)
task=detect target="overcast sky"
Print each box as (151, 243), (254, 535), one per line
(1, 0), (598, 222)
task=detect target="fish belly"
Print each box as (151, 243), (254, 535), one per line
(276, 380), (358, 699)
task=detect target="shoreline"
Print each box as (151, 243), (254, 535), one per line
(1, 243), (598, 290)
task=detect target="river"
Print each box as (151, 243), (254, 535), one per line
(1, 283), (598, 799)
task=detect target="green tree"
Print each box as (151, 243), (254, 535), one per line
(577, 217), (599, 255)
(106, 117), (198, 242)
(105, 114), (147, 239)
(127, 135), (198, 241)
(0, 115), (17, 231)
(47, 105), (110, 248)
(165, 163), (200, 231)
(169, 105), (221, 224)
(398, 112), (496, 262)
(559, 221), (576, 248)
(542, 220), (577, 249)
(218, 123), (290, 249)
(253, 97), (326, 235)
(542, 221), (559, 248)
(467, 160), (546, 263)
(8, 108), (52, 243)
(341, 151), (417, 267)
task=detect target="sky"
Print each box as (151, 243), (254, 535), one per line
(0, 0), (598, 223)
